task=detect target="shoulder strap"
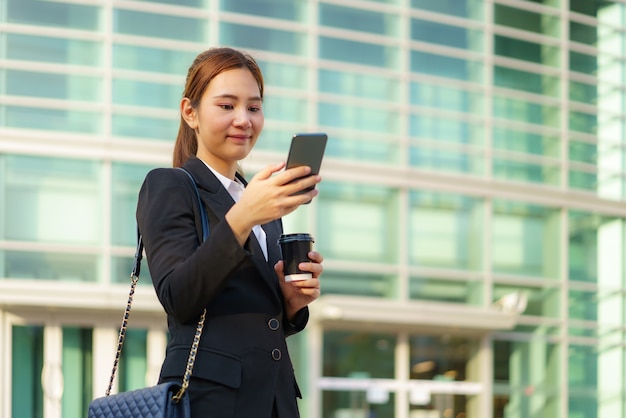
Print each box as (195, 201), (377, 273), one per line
(105, 167), (209, 399)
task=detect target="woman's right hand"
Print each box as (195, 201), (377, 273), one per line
(225, 162), (321, 246)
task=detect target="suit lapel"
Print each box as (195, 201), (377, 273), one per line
(182, 157), (282, 297)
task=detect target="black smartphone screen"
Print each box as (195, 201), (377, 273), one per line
(286, 133), (327, 196)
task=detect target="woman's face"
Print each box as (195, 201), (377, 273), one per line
(184, 67), (264, 177)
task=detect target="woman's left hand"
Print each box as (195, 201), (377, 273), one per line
(275, 251), (323, 321)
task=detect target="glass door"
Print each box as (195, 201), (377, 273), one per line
(319, 329), (484, 418)
(1, 309), (163, 418)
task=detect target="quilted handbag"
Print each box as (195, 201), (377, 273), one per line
(88, 168), (208, 418)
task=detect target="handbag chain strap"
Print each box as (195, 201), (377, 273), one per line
(105, 167), (209, 403)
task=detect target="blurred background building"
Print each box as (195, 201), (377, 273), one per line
(1, 0), (625, 417)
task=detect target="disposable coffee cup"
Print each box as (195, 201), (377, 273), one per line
(278, 233), (314, 282)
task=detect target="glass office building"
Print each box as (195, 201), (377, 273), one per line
(0, 0), (625, 417)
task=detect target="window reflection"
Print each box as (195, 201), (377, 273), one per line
(320, 69), (400, 102)
(221, 22), (305, 55)
(12, 325), (44, 418)
(409, 191), (483, 270)
(5, 0), (100, 30)
(492, 200), (560, 278)
(4, 250), (99, 282)
(324, 331), (396, 378)
(113, 44), (195, 75)
(317, 182), (398, 263)
(320, 4), (398, 36)
(411, 0), (483, 19)
(220, 0), (305, 21)
(114, 9), (206, 42)
(4, 33), (102, 66)
(3, 155), (101, 244)
(411, 18), (483, 51)
(4, 69), (102, 102)
(62, 327), (93, 418)
(111, 163), (155, 246)
(320, 37), (398, 68)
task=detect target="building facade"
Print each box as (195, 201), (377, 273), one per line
(1, 0), (625, 417)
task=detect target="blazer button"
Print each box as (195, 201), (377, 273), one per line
(271, 349), (282, 361)
(268, 318), (280, 330)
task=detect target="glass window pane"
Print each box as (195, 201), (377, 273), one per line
(569, 110), (597, 134)
(260, 60), (308, 90)
(2, 106), (103, 134)
(493, 158), (560, 186)
(324, 331), (396, 378)
(494, 36), (559, 67)
(112, 163), (155, 246)
(569, 51), (597, 75)
(492, 200), (560, 278)
(112, 79), (179, 109)
(569, 169), (597, 192)
(493, 341), (560, 418)
(12, 325), (44, 418)
(3, 155), (101, 244)
(410, 277), (482, 305)
(570, 0), (624, 17)
(3, 33), (102, 66)
(112, 113), (178, 141)
(320, 4), (398, 36)
(410, 144), (484, 175)
(411, 0), (483, 19)
(494, 4), (560, 37)
(411, 18), (483, 51)
(4, 250), (99, 282)
(569, 211), (624, 286)
(323, 390), (396, 418)
(220, 0), (305, 21)
(494, 127), (560, 157)
(4, 69), (102, 102)
(570, 21), (597, 46)
(319, 102), (399, 134)
(494, 66), (559, 96)
(569, 141), (597, 164)
(114, 9), (206, 42)
(264, 95), (309, 123)
(221, 22), (304, 55)
(569, 80), (598, 104)
(410, 114), (484, 144)
(323, 133), (401, 165)
(494, 96), (560, 127)
(321, 271), (397, 298)
(317, 183), (398, 263)
(411, 50), (483, 81)
(410, 335), (479, 381)
(6, 0), (100, 30)
(118, 329), (148, 391)
(135, 0), (206, 6)
(320, 69), (400, 102)
(62, 327), (93, 418)
(569, 290), (598, 321)
(410, 81), (483, 113)
(409, 191), (483, 270)
(320, 36), (398, 68)
(113, 44), (196, 75)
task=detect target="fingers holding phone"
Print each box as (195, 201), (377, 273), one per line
(285, 133), (327, 202)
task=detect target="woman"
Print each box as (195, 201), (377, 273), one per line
(136, 47), (323, 418)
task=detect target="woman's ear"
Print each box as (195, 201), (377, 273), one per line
(180, 98), (198, 129)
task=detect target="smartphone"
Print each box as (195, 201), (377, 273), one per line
(286, 133), (327, 197)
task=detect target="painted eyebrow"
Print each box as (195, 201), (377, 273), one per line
(212, 94), (263, 101)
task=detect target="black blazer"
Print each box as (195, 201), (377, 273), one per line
(136, 156), (308, 417)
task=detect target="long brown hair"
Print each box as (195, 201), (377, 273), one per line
(172, 47), (264, 167)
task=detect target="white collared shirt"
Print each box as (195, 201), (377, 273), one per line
(200, 161), (268, 260)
